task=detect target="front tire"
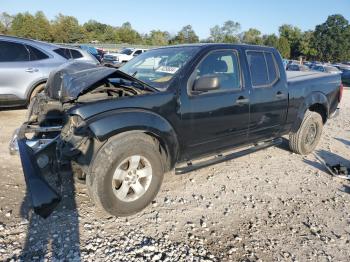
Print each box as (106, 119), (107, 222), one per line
(289, 110), (323, 155)
(29, 83), (45, 104)
(87, 133), (165, 217)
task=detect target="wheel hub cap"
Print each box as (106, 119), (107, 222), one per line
(112, 155), (152, 202)
(305, 123), (317, 145)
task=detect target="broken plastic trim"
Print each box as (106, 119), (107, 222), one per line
(17, 139), (61, 218)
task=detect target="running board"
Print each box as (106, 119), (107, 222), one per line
(175, 138), (282, 175)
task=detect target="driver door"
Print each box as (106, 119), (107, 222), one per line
(178, 49), (250, 159)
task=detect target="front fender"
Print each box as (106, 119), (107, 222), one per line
(86, 109), (179, 169)
(292, 91), (329, 132)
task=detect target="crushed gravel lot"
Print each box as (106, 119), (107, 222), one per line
(0, 90), (349, 261)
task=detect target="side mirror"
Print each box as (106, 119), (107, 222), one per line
(193, 75), (220, 92)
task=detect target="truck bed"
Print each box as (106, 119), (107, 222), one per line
(286, 71), (339, 84)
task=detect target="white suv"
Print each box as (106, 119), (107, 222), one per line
(103, 48), (147, 68)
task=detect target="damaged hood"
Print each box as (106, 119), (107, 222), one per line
(45, 62), (155, 102)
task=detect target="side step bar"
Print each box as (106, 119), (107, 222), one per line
(175, 138), (282, 175)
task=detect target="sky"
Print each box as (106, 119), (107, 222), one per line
(1, 0), (350, 39)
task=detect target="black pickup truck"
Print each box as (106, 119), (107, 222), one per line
(10, 44), (342, 218)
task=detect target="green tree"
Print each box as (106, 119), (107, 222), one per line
(52, 14), (84, 43)
(0, 12), (13, 34)
(11, 12), (36, 38)
(33, 11), (52, 41)
(115, 22), (142, 44)
(277, 36), (291, 58)
(279, 24), (302, 58)
(102, 25), (118, 43)
(312, 14), (350, 62)
(209, 20), (241, 43)
(83, 20), (108, 42)
(263, 34), (279, 48)
(299, 30), (317, 60)
(146, 30), (170, 45)
(172, 25), (199, 44)
(242, 28), (263, 45)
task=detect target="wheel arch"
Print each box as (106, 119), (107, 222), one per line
(86, 110), (180, 171)
(291, 91), (329, 133)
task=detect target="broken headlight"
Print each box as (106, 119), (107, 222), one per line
(61, 115), (87, 138)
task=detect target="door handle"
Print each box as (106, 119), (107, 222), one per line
(236, 96), (249, 105)
(276, 91), (286, 99)
(25, 68), (39, 73)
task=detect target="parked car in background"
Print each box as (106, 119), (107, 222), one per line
(333, 63), (350, 72)
(312, 65), (341, 74)
(0, 35), (99, 107)
(282, 59), (288, 69)
(103, 48), (147, 68)
(78, 45), (103, 62)
(96, 48), (105, 60)
(287, 63), (310, 71)
(341, 69), (350, 86)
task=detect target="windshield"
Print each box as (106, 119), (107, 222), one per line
(120, 46), (200, 90)
(120, 48), (133, 55)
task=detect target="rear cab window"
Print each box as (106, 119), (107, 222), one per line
(246, 50), (279, 88)
(133, 50), (143, 56)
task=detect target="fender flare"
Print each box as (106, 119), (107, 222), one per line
(86, 109), (179, 169)
(291, 91), (329, 132)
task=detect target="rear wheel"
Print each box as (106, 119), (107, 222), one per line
(87, 133), (165, 216)
(289, 110), (323, 155)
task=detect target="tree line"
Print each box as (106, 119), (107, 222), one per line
(0, 11), (350, 62)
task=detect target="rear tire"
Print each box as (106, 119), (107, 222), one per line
(87, 133), (165, 217)
(289, 110), (323, 155)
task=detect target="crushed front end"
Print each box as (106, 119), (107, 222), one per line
(9, 62), (152, 218)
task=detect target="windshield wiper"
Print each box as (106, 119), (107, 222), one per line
(132, 71), (138, 77)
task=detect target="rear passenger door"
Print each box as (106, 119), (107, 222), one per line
(0, 40), (45, 102)
(246, 50), (288, 142)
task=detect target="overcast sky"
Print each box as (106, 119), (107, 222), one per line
(1, 0), (350, 38)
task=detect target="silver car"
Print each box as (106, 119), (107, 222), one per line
(0, 35), (99, 107)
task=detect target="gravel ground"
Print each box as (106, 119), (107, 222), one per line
(0, 91), (349, 261)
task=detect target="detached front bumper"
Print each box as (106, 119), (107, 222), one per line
(9, 124), (62, 218)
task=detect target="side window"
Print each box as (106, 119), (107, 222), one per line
(26, 45), (49, 61)
(265, 52), (278, 81)
(247, 51), (278, 87)
(70, 49), (83, 59)
(53, 48), (72, 59)
(0, 40), (30, 62)
(134, 50), (142, 56)
(247, 51), (268, 86)
(190, 50), (241, 93)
